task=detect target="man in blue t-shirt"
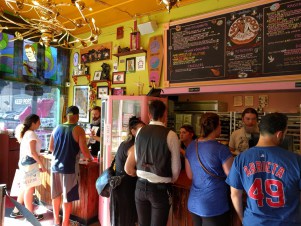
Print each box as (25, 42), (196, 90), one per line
(226, 113), (301, 226)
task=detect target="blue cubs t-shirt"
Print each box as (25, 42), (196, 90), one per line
(226, 146), (301, 226)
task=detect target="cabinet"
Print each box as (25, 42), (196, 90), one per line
(0, 134), (19, 189)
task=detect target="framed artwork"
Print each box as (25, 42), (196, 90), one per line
(23, 40), (37, 77)
(111, 87), (126, 96)
(112, 71), (126, 84)
(244, 96), (254, 106)
(97, 86), (109, 99)
(233, 95), (243, 107)
(73, 85), (90, 123)
(94, 71), (102, 81)
(126, 57), (135, 72)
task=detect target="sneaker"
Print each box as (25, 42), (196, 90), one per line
(10, 211), (23, 218)
(34, 214), (44, 221)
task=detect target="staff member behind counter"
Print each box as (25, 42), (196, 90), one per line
(88, 106), (101, 156)
(229, 108), (259, 155)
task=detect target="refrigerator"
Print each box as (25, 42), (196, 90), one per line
(98, 95), (167, 226)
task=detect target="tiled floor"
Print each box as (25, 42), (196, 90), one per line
(4, 197), (100, 226)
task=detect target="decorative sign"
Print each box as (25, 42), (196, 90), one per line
(148, 35), (163, 87)
(166, 0), (301, 84)
(136, 56), (146, 71)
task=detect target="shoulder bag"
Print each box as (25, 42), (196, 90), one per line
(95, 157), (116, 197)
(195, 140), (226, 180)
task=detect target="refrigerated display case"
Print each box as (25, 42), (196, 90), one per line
(98, 95), (167, 226)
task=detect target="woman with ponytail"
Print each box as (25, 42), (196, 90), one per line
(10, 114), (46, 220)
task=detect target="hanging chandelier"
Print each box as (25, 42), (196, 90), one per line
(0, 0), (101, 49)
(160, 0), (181, 12)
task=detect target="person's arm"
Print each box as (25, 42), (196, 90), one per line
(75, 126), (94, 161)
(124, 145), (136, 177)
(168, 131), (181, 182)
(29, 140), (46, 172)
(222, 156), (234, 176)
(90, 135), (101, 142)
(185, 158), (193, 179)
(230, 186), (244, 222)
(48, 134), (54, 152)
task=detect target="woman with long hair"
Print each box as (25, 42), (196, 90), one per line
(185, 113), (233, 226)
(110, 116), (145, 226)
(10, 114), (46, 220)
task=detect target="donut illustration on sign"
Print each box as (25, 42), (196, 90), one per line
(228, 16), (259, 45)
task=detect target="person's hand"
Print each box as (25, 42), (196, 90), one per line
(90, 129), (95, 136)
(87, 156), (94, 162)
(40, 165), (47, 172)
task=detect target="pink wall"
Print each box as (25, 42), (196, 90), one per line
(178, 91), (301, 113)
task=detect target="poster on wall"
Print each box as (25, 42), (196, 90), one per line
(44, 46), (57, 80)
(0, 32), (14, 74)
(73, 85), (90, 123)
(23, 40), (37, 77)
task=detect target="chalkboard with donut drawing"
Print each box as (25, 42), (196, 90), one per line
(165, 0), (301, 85)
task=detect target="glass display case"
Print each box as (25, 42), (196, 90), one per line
(98, 95), (167, 226)
(0, 79), (60, 150)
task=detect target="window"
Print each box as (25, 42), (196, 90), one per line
(0, 79), (60, 150)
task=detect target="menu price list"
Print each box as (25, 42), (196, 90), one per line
(167, 0), (301, 84)
(167, 17), (225, 83)
(264, 1), (301, 74)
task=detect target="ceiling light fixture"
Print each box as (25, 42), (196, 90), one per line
(160, 0), (181, 12)
(0, 0), (101, 49)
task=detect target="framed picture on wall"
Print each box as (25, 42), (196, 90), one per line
(111, 87), (126, 95)
(73, 85), (90, 123)
(93, 71), (102, 81)
(97, 86), (109, 99)
(126, 57), (135, 72)
(112, 71), (126, 84)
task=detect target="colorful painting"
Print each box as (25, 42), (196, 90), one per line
(0, 33), (14, 73)
(44, 46), (57, 80)
(23, 40), (37, 76)
(73, 85), (90, 123)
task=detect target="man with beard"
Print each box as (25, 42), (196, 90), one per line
(89, 106), (101, 156)
(229, 108), (259, 155)
(226, 113), (301, 226)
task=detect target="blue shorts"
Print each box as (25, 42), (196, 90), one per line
(51, 171), (79, 203)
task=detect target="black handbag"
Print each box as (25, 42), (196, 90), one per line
(95, 158), (115, 197)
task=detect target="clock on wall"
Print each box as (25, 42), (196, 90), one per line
(73, 52), (79, 67)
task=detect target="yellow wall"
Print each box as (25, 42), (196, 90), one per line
(68, 0), (257, 107)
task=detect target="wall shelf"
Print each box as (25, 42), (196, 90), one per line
(90, 80), (111, 89)
(72, 74), (91, 85)
(113, 49), (147, 59)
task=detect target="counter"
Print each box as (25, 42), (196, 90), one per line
(36, 154), (99, 225)
(169, 170), (241, 226)
(168, 170), (193, 226)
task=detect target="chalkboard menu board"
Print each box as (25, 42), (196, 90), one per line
(166, 0), (301, 84)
